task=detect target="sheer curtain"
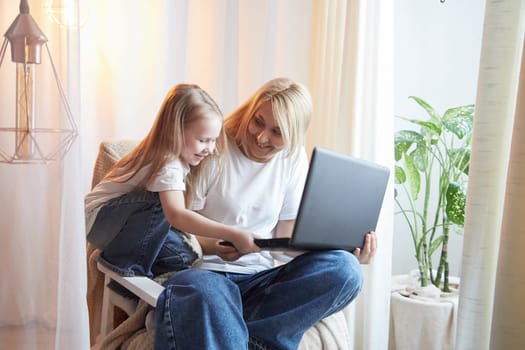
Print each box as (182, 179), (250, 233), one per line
(0, 0), (393, 348)
(308, 1), (393, 349)
(0, 0), (89, 349)
(457, 0), (525, 349)
(80, 0), (314, 192)
(80, 0), (393, 347)
(81, 1), (393, 347)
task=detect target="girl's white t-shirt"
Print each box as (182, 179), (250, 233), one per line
(85, 158), (189, 234)
(195, 142), (309, 274)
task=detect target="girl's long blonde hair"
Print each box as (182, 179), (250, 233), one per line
(104, 83), (225, 205)
(224, 77), (312, 158)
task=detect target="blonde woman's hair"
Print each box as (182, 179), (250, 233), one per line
(104, 83), (225, 205)
(224, 77), (312, 157)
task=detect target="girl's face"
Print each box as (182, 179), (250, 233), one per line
(181, 113), (222, 166)
(245, 101), (285, 162)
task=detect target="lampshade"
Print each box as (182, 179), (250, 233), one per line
(0, 0), (77, 164)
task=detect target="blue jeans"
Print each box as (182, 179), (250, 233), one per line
(154, 250), (363, 350)
(87, 191), (198, 277)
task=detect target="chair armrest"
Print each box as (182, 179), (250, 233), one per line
(97, 262), (165, 307)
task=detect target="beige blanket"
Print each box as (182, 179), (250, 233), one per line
(87, 243), (105, 346)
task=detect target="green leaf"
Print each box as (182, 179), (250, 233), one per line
(395, 166), (406, 184)
(395, 130), (423, 161)
(394, 142), (408, 162)
(442, 105), (474, 139)
(395, 130), (424, 144)
(397, 117), (442, 136)
(411, 143), (429, 172)
(449, 148), (470, 175)
(429, 235), (445, 257)
(409, 96), (441, 122)
(404, 152), (421, 200)
(446, 182), (466, 226)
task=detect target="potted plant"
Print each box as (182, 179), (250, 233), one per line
(394, 96), (474, 292)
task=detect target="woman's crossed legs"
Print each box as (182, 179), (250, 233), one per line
(154, 250), (363, 350)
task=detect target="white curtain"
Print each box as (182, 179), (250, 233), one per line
(80, 0), (315, 191)
(0, 0), (89, 349)
(1, 0), (393, 348)
(81, 0), (394, 347)
(308, 1), (393, 349)
(457, 0), (525, 349)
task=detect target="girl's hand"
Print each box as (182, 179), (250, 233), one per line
(231, 231), (261, 255)
(353, 231), (377, 264)
(215, 242), (243, 261)
(216, 231), (260, 261)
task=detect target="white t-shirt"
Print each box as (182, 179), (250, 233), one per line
(85, 158), (189, 234)
(195, 141), (309, 274)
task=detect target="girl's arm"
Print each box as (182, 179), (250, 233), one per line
(159, 190), (260, 255)
(197, 236), (219, 255)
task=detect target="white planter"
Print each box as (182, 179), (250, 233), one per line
(389, 274), (459, 350)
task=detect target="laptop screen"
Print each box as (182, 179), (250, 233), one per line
(289, 147), (390, 251)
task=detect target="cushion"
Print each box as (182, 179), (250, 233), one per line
(91, 139), (138, 188)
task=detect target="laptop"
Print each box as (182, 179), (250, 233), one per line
(221, 147), (390, 252)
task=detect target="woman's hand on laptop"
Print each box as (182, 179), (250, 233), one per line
(353, 231), (377, 264)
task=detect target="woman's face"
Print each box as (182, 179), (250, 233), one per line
(245, 101), (285, 162)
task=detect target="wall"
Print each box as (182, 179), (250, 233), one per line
(393, 0), (486, 276)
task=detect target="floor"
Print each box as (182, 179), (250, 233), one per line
(0, 325), (55, 349)
(0, 324), (89, 349)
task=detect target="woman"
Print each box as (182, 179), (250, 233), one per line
(153, 77), (377, 350)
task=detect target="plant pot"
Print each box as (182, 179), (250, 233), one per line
(389, 273), (459, 350)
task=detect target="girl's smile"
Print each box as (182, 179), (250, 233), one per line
(182, 113), (222, 166)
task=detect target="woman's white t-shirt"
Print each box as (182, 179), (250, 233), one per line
(85, 158), (189, 234)
(195, 142), (309, 274)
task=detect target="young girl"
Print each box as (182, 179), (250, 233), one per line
(85, 84), (260, 277)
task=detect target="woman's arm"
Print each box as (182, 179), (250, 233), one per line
(274, 220), (295, 238)
(159, 190), (260, 254)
